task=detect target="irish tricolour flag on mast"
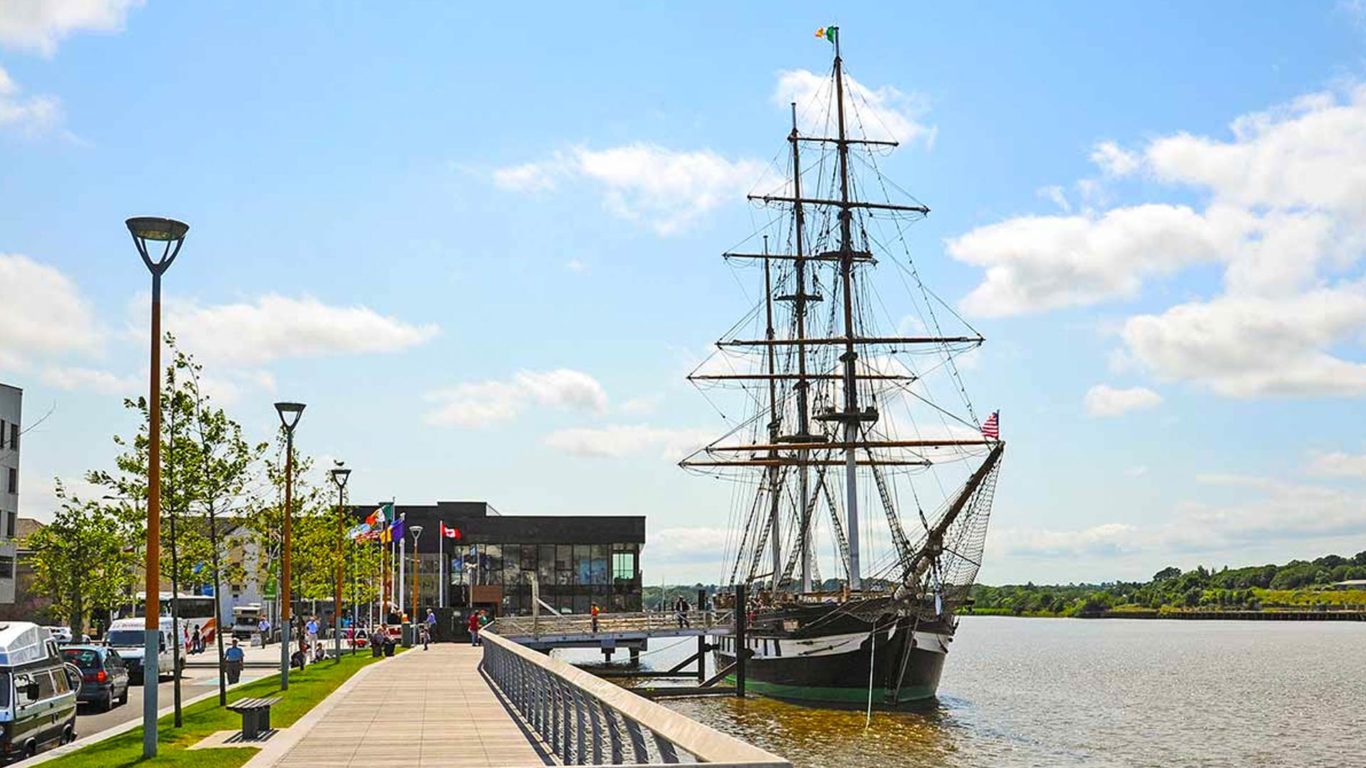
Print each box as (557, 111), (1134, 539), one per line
(815, 25), (838, 44)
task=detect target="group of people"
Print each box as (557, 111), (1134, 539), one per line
(185, 623), (209, 654)
(466, 609), (490, 645)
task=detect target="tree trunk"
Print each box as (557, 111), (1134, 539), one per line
(169, 506), (183, 727)
(207, 505), (227, 705)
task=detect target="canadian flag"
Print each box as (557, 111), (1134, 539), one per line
(439, 521), (461, 540)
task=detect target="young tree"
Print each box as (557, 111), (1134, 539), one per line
(176, 351), (265, 704)
(29, 484), (139, 634)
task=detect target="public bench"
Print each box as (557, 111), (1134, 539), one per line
(226, 696), (281, 740)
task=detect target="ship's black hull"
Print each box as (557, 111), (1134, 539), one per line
(715, 611), (950, 706)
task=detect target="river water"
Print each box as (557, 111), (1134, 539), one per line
(565, 616), (1366, 768)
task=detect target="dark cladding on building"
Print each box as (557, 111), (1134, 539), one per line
(351, 501), (644, 617)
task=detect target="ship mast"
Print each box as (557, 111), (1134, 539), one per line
(788, 102), (815, 593)
(761, 236), (782, 588)
(832, 31), (864, 591)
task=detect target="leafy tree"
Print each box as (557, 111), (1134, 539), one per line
(1152, 566), (1181, 582)
(29, 485), (139, 634)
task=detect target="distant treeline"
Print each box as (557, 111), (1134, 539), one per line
(967, 552), (1366, 617)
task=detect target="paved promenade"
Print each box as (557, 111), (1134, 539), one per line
(246, 644), (549, 767)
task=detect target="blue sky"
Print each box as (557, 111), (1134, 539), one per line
(1, 2), (1363, 584)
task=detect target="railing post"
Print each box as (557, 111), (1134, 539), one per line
(623, 716), (649, 764)
(574, 687), (588, 765)
(653, 732), (680, 764)
(560, 678), (572, 763)
(735, 582), (747, 698)
(588, 697), (604, 765)
(605, 707), (625, 765)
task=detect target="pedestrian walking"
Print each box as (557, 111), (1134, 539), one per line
(190, 624), (202, 655)
(466, 611), (480, 646)
(419, 624), (430, 651)
(425, 608), (437, 641)
(477, 609), (490, 645)
(257, 616), (270, 646)
(224, 638), (245, 684)
(591, 603), (600, 633)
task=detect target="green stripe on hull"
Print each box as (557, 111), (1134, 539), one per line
(726, 676), (936, 704)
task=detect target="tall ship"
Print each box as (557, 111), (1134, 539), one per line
(680, 28), (1005, 706)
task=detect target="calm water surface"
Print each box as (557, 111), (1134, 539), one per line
(572, 617), (1366, 768)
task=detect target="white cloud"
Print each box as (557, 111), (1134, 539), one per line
(774, 68), (935, 146)
(1089, 140), (1140, 176)
(494, 144), (766, 235)
(1306, 450), (1366, 478)
(1144, 85), (1366, 222)
(618, 394), (662, 416)
(647, 526), (734, 567)
(165, 294), (438, 367)
(948, 204), (1249, 316)
(40, 366), (136, 395)
(0, 0), (141, 55)
(425, 369), (608, 428)
(951, 83), (1366, 400)
(492, 161), (558, 193)
(1121, 284), (1366, 398)
(994, 474), (1366, 558)
(1084, 384), (1163, 417)
(1036, 185), (1071, 213)
(565, 259), (587, 273)
(1124, 465), (1150, 478)
(542, 424), (712, 459)
(0, 254), (100, 369)
(0, 66), (60, 135)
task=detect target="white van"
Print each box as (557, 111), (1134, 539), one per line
(0, 622), (78, 758)
(103, 617), (183, 682)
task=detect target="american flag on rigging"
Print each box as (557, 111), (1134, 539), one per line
(980, 410), (1000, 440)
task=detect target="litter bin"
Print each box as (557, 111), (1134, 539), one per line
(383, 638), (395, 657)
(401, 622), (414, 648)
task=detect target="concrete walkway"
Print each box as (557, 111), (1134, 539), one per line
(246, 644), (549, 768)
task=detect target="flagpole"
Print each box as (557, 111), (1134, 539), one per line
(438, 524), (445, 609)
(399, 515), (407, 620)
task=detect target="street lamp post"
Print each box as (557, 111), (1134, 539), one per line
(127, 216), (187, 760)
(329, 464), (351, 663)
(410, 526), (423, 630)
(274, 402), (305, 689)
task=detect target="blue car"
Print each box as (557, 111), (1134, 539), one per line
(59, 646), (130, 711)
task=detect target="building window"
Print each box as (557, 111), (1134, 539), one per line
(0, 419), (6, 448)
(5, 512), (12, 539)
(5, 468), (14, 494)
(612, 551), (636, 581)
(7, 424), (14, 450)
(0, 555), (14, 579)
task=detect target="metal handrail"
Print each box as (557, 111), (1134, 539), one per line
(480, 630), (788, 766)
(490, 611), (728, 639)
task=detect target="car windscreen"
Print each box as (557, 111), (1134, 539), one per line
(62, 649), (101, 669)
(106, 630), (144, 647)
(0, 672), (8, 708)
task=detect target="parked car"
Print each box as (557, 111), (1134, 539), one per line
(59, 645), (130, 711)
(41, 626), (72, 645)
(0, 622), (78, 758)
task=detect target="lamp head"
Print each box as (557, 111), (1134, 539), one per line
(274, 401), (306, 431)
(126, 216), (188, 274)
(329, 467), (352, 489)
(410, 525), (423, 539)
(126, 217), (189, 242)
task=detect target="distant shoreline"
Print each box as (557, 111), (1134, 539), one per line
(964, 608), (1366, 622)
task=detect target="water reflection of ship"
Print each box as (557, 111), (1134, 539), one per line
(681, 28), (1004, 707)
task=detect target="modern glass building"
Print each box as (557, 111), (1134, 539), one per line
(351, 501), (644, 617)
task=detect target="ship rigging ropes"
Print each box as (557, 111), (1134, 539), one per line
(680, 48), (1004, 596)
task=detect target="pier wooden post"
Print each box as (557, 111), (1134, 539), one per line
(734, 583), (747, 698)
(697, 588), (708, 684)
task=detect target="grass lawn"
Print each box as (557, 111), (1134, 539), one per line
(48, 650), (398, 768)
